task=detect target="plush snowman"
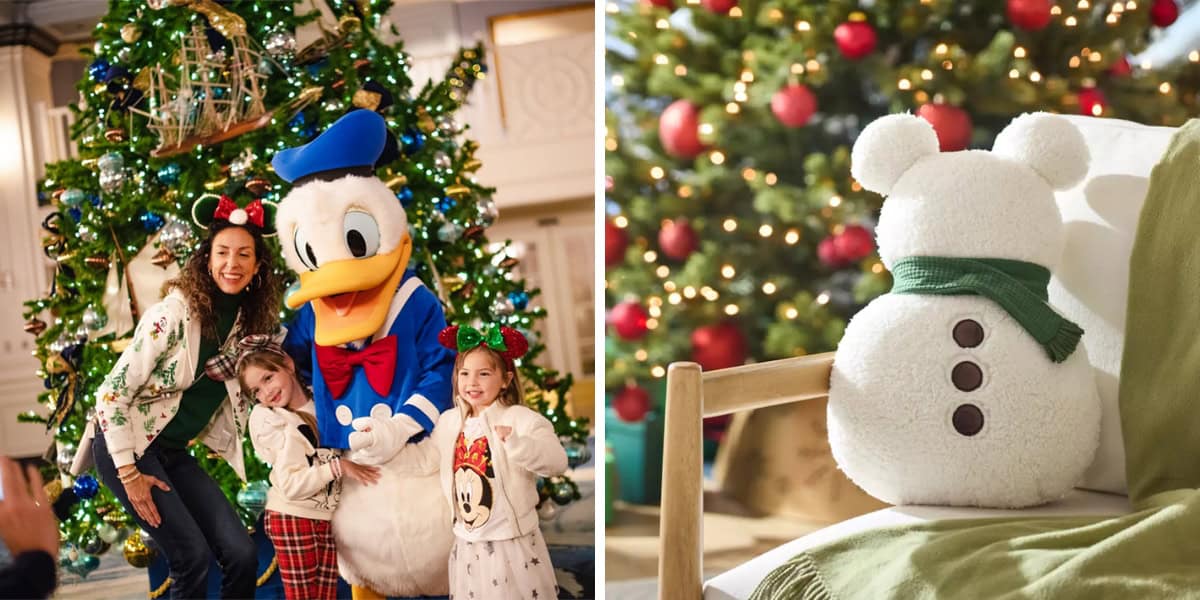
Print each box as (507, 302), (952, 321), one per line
(828, 112), (1102, 508)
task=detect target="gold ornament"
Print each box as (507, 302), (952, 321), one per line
(498, 257), (520, 269)
(245, 177), (271, 196)
(175, 0), (247, 38)
(441, 275), (465, 293)
(44, 479), (63, 504)
(86, 255), (111, 271)
(120, 23), (140, 43)
(204, 177), (229, 191)
(132, 67), (151, 92)
(24, 318), (47, 335)
(151, 249), (175, 268)
(445, 184), (471, 198)
(105, 128), (128, 142)
(352, 89), (383, 111)
(55, 250), (78, 263)
(123, 531), (155, 568)
(353, 58), (371, 71)
(385, 174), (408, 190)
(338, 15), (361, 34)
(46, 354), (71, 375)
(462, 159), (482, 172)
(416, 107), (436, 133)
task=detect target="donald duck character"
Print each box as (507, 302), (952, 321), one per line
(273, 109), (455, 599)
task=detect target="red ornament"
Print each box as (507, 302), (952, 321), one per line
(645, 0), (674, 7)
(916, 103), (972, 152)
(1151, 0), (1179, 27)
(1077, 87), (1107, 116)
(606, 219), (628, 268)
(659, 99), (707, 159)
(701, 0), (737, 14)
(690, 322), (747, 371)
(834, 225), (875, 263)
(610, 301), (650, 341)
(818, 236), (845, 268)
(1107, 56), (1132, 77)
(658, 219), (699, 260)
(613, 385), (652, 423)
(1007, 0), (1053, 31)
(833, 20), (877, 60)
(770, 84), (818, 128)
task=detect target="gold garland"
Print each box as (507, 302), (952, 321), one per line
(146, 557), (277, 598)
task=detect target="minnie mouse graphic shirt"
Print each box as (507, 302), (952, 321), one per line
(451, 413), (516, 541)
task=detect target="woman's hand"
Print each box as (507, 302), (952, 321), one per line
(0, 456), (58, 557)
(340, 459), (381, 486)
(119, 466), (171, 528)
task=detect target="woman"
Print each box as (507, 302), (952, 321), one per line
(87, 195), (282, 599)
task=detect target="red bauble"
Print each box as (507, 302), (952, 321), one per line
(659, 100), (707, 159)
(1007, 0), (1053, 31)
(645, 0), (674, 8)
(770, 84), (818, 128)
(690, 322), (747, 371)
(606, 219), (628, 268)
(1077, 87), (1107, 116)
(1108, 56), (1132, 77)
(613, 385), (652, 423)
(834, 225), (875, 263)
(610, 301), (650, 340)
(1151, 0), (1179, 27)
(658, 219), (699, 260)
(817, 236), (844, 268)
(701, 0), (737, 14)
(917, 103), (972, 152)
(833, 20), (877, 60)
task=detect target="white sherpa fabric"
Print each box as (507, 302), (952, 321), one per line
(993, 113), (1090, 191)
(850, 113), (939, 197)
(273, 175), (408, 274)
(333, 436), (453, 595)
(830, 112), (1102, 508)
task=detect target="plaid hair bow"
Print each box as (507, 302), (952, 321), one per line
(204, 334), (285, 382)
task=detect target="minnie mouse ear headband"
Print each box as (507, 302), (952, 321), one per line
(191, 193), (277, 236)
(438, 324), (529, 363)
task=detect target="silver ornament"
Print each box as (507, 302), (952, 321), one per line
(157, 218), (195, 255)
(56, 444), (76, 473)
(97, 152), (124, 174)
(99, 170), (125, 192)
(83, 306), (108, 331)
(437, 115), (461, 135)
(78, 227), (97, 243)
(433, 151), (451, 169)
(265, 30), (296, 59)
(491, 296), (515, 317)
(477, 197), (499, 227)
(118, 47), (131, 63)
(437, 222), (464, 242)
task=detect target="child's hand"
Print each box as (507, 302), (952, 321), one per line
(340, 459), (381, 486)
(493, 425), (513, 442)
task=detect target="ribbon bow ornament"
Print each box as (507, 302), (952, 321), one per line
(212, 195), (266, 228)
(315, 335), (399, 399)
(438, 324), (529, 362)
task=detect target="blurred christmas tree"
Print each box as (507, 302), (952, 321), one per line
(604, 0), (1200, 425)
(22, 0), (587, 574)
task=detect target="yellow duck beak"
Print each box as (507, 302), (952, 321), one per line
(286, 236), (412, 346)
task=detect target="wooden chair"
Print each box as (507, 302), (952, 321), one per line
(657, 352), (835, 600)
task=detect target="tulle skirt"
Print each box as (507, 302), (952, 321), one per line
(448, 528), (558, 600)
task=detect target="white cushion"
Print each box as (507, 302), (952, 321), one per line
(703, 490), (1130, 600)
(1049, 116), (1176, 494)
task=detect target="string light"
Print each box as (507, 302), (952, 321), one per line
(710, 151), (725, 165)
(721, 264), (736, 278)
(635, 350), (648, 361)
(658, 266), (671, 278)
(921, 69), (934, 81)
(785, 229), (801, 244)
(656, 19), (670, 29)
(723, 219), (737, 232)
(935, 43), (949, 55)
(1014, 47), (1027, 58)
(1009, 69), (1021, 78)
(898, 78), (912, 90)
(790, 63), (805, 74)
(805, 59), (821, 72)
(651, 366), (666, 378)
(729, 6), (742, 17)
(701, 287), (719, 301)
(1190, 50), (1199, 62)
(762, 282), (777, 294)
(764, 173), (778, 185)
(741, 168), (757, 181)
(758, 224), (773, 237)
(643, 251), (657, 262)
(828, 195), (842, 207)
(654, 54), (669, 65)
(646, 318), (659, 330)
(674, 65), (688, 76)
(1065, 16), (1078, 26)
(649, 305), (662, 317)
(668, 293), (682, 304)
(650, 166), (665, 179)
(1030, 71), (1042, 83)
(615, 216), (629, 227)
(816, 292), (830, 305)
(726, 102), (740, 114)
(795, 20), (811, 31)
(678, 185), (694, 198)
(785, 307), (799, 319)
(1069, 57), (1081, 68)
(724, 304), (739, 315)
(1160, 82), (1172, 94)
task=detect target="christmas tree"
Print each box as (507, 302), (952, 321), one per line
(604, 0), (1200, 420)
(22, 0), (587, 575)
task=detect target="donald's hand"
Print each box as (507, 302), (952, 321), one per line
(347, 404), (422, 465)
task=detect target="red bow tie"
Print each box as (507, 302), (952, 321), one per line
(315, 336), (398, 399)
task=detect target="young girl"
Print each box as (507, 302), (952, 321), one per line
(432, 324), (568, 600)
(238, 345), (380, 600)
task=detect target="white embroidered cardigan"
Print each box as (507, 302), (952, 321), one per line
(85, 290), (251, 479)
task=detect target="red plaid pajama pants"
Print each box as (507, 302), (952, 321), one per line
(264, 510), (339, 600)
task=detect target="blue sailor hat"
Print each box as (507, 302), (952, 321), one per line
(272, 109), (387, 185)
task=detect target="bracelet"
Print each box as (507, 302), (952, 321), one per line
(331, 457), (342, 479)
(117, 469), (142, 483)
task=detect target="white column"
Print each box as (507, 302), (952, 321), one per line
(0, 43), (55, 457)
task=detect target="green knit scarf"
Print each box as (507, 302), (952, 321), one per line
(889, 256), (1083, 363)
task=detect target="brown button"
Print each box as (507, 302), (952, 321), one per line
(951, 361), (983, 391)
(952, 319), (984, 348)
(952, 404), (985, 436)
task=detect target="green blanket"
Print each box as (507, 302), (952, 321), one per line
(752, 119), (1200, 600)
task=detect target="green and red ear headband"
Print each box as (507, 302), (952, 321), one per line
(438, 324), (528, 364)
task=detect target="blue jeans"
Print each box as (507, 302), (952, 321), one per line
(93, 433), (257, 599)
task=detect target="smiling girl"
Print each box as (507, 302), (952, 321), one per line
(239, 346), (379, 600)
(431, 324), (568, 600)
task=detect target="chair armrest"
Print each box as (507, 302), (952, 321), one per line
(657, 353), (835, 599)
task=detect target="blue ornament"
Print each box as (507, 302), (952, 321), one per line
(88, 193), (101, 207)
(97, 152), (124, 174)
(508, 290), (530, 310)
(301, 126), (318, 140)
(88, 59), (110, 81)
(478, 63), (488, 74)
(61, 189), (85, 207)
(236, 480), (270, 515)
(139, 211), (164, 232)
(288, 112), (306, 129)
(395, 186), (414, 206)
(73, 474), (100, 500)
(564, 439), (592, 469)
(156, 163), (181, 185)
(68, 207), (82, 222)
(435, 196), (455, 213)
(400, 128), (425, 154)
